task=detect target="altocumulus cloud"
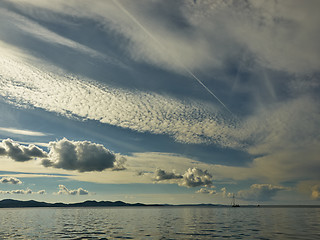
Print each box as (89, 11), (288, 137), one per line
(237, 184), (289, 202)
(154, 167), (213, 188)
(56, 185), (89, 196)
(0, 177), (22, 184)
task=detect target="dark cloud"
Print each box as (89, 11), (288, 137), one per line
(154, 169), (183, 181)
(1, 138), (125, 173)
(237, 184), (288, 201)
(154, 167), (213, 188)
(57, 184), (89, 195)
(0, 139), (47, 162)
(43, 138), (116, 172)
(0, 177), (22, 184)
(0, 146), (6, 155)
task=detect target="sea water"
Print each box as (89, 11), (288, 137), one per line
(0, 207), (319, 239)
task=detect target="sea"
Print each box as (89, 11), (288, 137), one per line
(0, 207), (319, 239)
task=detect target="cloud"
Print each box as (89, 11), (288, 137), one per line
(154, 167), (213, 188)
(0, 189), (45, 194)
(0, 138), (48, 162)
(311, 185), (320, 200)
(0, 177), (22, 184)
(1, 137), (125, 173)
(154, 169), (183, 181)
(56, 184), (89, 195)
(0, 127), (48, 136)
(0, 47), (238, 147)
(42, 138), (116, 172)
(0, 0), (319, 190)
(237, 184), (288, 202)
(196, 188), (216, 195)
(112, 156), (127, 171)
(180, 168), (213, 188)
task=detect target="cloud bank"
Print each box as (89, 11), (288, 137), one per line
(237, 184), (288, 202)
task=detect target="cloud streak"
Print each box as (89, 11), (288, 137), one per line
(0, 189), (45, 195)
(0, 127), (48, 136)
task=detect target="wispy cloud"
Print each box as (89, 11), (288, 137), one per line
(0, 127), (48, 136)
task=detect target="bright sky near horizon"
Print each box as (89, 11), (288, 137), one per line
(0, 0), (320, 205)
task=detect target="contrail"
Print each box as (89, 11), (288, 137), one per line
(112, 0), (233, 115)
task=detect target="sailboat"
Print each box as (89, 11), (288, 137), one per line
(231, 194), (240, 207)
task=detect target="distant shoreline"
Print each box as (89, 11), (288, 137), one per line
(0, 199), (319, 209)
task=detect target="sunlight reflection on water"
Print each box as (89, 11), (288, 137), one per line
(0, 207), (319, 239)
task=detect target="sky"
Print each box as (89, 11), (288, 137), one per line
(0, 0), (319, 205)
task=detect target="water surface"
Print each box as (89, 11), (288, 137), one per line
(0, 207), (319, 239)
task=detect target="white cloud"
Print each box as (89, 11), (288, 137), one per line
(196, 188), (216, 195)
(56, 184), (89, 195)
(43, 138), (116, 172)
(0, 177), (22, 184)
(0, 45), (242, 147)
(180, 168), (213, 188)
(0, 7), (123, 66)
(0, 188), (45, 194)
(237, 184), (288, 202)
(0, 127), (48, 136)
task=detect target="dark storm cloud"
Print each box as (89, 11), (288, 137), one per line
(0, 138), (47, 162)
